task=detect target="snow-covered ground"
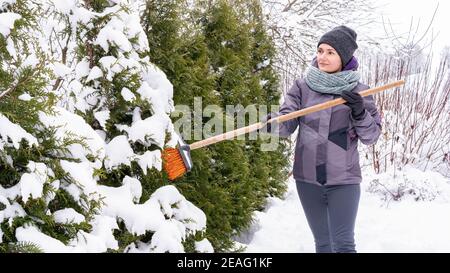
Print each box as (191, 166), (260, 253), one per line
(238, 167), (450, 253)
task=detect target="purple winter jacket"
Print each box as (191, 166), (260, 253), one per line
(271, 75), (382, 186)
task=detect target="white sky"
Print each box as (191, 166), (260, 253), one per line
(377, 0), (449, 54)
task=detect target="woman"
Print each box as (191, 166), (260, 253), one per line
(264, 26), (382, 253)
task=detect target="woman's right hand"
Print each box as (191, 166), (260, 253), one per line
(259, 113), (277, 134)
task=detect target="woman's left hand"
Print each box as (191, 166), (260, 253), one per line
(341, 90), (365, 120)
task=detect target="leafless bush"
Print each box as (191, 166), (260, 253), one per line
(368, 176), (439, 204)
(366, 165), (450, 205)
(358, 50), (450, 177)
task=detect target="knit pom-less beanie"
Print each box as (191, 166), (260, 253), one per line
(318, 25), (358, 67)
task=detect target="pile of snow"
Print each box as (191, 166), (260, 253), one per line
(238, 167), (450, 253)
(0, 114), (38, 150)
(0, 12), (21, 37)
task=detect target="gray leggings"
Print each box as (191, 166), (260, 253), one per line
(295, 181), (360, 253)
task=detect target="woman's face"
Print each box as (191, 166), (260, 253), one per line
(317, 44), (342, 73)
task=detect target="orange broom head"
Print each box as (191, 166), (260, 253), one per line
(162, 142), (192, 181)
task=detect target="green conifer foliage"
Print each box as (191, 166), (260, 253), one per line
(64, 0), (207, 251)
(143, 0), (290, 252)
(0, 1), (100, 252)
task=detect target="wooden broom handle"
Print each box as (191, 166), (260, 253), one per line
(189, 80), (405, 150)
(276, 79), (404, 123)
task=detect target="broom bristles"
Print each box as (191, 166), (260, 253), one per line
(162, 147), (188, 180)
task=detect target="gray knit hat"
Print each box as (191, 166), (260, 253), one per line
(318, 25), (358, 67)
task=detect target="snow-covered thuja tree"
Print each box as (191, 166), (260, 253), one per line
(143, 0), (290, 251)
(0, 0), (104, 252)
(44, 0), (211, 252)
